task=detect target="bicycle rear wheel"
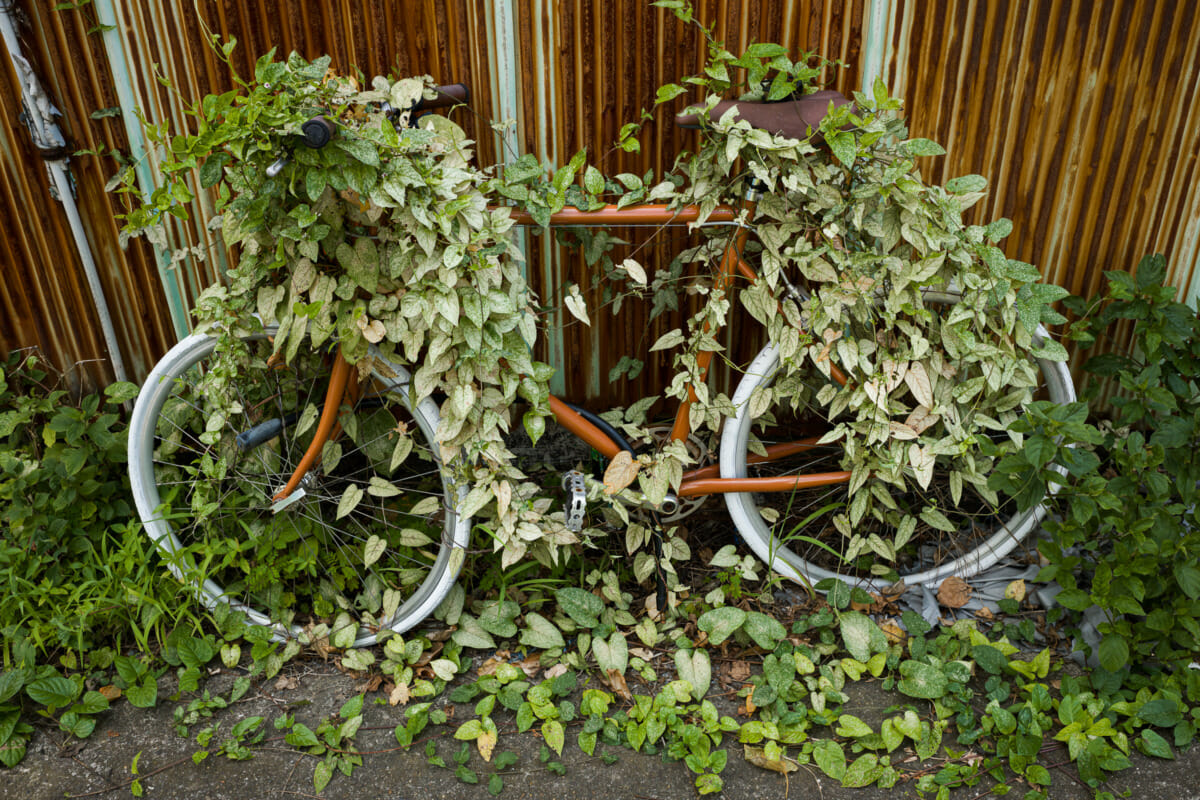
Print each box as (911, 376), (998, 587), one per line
(128, 328), (469, 647)
(720, 294), (1076, 592)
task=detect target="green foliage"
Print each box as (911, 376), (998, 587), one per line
(990, 254), (1200, 671)
(625, 2), (1071, 574)
(0, 351), (190, 768)
(0, 351), (149, 658)
(116, 49), (578, 585)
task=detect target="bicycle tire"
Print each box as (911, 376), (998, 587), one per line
(128, 327), (470, 647)
(720, 291), (1076, 592)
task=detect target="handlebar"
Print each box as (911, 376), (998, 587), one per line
(266, 82), (470, 177)
(415, 83), (470, 110)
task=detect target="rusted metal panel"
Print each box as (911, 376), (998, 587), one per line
(0, 1), (169, 391)
(886, 0), (1200, 322)
(7, 0), (1196, 407)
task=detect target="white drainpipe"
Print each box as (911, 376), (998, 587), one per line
(0, 1), (127, 383)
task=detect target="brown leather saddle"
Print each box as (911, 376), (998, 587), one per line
(675, 89), (851, 142)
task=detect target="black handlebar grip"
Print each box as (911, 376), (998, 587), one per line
(414, 83), (470, 111)
(301, 116), (336, 148)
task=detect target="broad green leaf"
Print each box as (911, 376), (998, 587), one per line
(762, 653), (794, 696)
(835, 714), (873, 738)
(812, 738), (846, 780)
(827, 130), (856, 166)
(477, 600), (520, 638)
(313, 760), (334, 794)
(1137, 729), (1175, 759)
(330, 612), (357, 650)
(125, 677), (157, 709)
(363, 534), (386, 568)
(455, 719), (484, 740)
(1097, 634), (1130, 674)
(654, 83), (687, 104)
(840, 611), (874, 662)
(336, 483), (364, 520)
(674, 649), (712, 699)
(903, 138), (946, 157)
(59, 712), (96, 740)
(1137, 698), (1183, 728)
(742, 612), (786, 650)
(880, 719), (904, 752)
(0, 671), (27, 705)
(555, 587), (603, 629)
(26, 677), (79, 710)
(451, 614), (496, 650)
(897, 660), (948, 700)
(592, 631), (628, 674)
(696, 607), (746, 645)
(519, 612), (566, 650)
(542, 719), (565, 756)
(842, 753), (882, 787)
(945, 174), (987, 194)
(584, 165), (605, 195)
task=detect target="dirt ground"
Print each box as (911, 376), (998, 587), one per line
(6, 656), (1200, 800)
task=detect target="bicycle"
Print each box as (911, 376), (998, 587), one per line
(127, 78), (1076, 648)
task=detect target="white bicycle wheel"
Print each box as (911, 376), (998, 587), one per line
(720, 296), (1076, 592)
(128, 328), (469, 646)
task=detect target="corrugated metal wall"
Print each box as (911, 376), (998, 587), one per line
(2, 0), (1197, 401)
(0, 2), (164, 391)
(883, 0), (1200, 308)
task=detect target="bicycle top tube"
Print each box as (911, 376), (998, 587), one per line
(506, 202), (739, 227)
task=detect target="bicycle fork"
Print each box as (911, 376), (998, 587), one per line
(268, 348), (359, 512)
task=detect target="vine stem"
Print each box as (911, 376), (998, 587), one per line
(65, 754), (194, 798)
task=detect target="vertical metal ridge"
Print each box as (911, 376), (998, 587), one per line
(10, 0), (1196, 400)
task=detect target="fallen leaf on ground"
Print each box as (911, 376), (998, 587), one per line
(274, 675), (300, 691)
(938, 576), (972, 608)
(744, 744), (799, 774)
(477, 730), (497, 762)
(604, 668), (632, 701)
(727, 660), (752, 682)
(1005, 579), (1027, 602)
(98, 685), (122, 701)
(517, 653), (542, 678)
(880, 619), (907, 644)
(389, 683), (410, 706)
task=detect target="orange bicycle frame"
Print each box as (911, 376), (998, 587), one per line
(271, 198), (852, 508)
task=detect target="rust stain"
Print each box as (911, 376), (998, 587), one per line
(4, 0), (1197, 405)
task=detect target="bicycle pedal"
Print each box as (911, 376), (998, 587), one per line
(562, 470), (587, 532)
(271, 487), (307, 513)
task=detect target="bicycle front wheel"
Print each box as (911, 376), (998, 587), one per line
(720, 296), (1076, 593)
(128, 328), (470, 647)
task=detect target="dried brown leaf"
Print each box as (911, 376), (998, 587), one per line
(743, 744), (799, 774)
(938, 576), (972, 608)
(604, 668), (632, 701)
(603, 450), (640, 495)
(389, 682), (410, 706)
